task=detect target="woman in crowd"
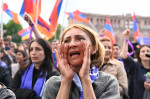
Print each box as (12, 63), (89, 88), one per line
(121, 29), (150, 99)
(11, 50), (28, 78)
(23, 13), (58, 70)
(99, 36), (128, 99)
(42, 24), (120, 99)
(0, 38), (12, 76)
(11, 38), (60, 99)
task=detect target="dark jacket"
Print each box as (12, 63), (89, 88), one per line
(1, 54), (12, 75)
(122, 57), (149, 99)
(11, 68), (60, 99)
(0, 66), (11, 87)
(0, 82), (16, 99)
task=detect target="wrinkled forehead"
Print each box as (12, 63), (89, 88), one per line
(63, 28), (90, 40)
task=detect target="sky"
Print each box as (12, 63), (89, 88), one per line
(1, 0), (150, 28)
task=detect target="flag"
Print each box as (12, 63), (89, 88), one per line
(105, 18), (116, 44)
(37, 16), (51, 38)
(29, 0), (41, 21)
(48, 0), (63, 39)
(133, 13), (141, 41)
(20, 0), (41, 21)
(148, 31), (150, 36)
(3, 3), (20, 23)
(19, 0), (34, 17)
(65, 10), (89, 23)
(137, 37), (150, 45)
(17, 28), (30, 40)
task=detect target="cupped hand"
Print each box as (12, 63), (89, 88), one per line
(55, 43), (74, 80)
(78, 41), (91, 79)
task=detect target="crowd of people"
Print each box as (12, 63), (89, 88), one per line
(0, 13), (150, 99)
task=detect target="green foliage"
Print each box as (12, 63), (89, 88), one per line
(3, 20), (22, 43)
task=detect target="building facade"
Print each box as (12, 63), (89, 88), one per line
(67, 13), (150, 48)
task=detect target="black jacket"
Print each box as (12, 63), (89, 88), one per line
(11, 68), (60, 99)
(1, 54), (12, 75)
(0, 66), (11, 87)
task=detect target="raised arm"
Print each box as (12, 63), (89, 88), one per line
(121, 29), (130, 59)
(23, 13), (42, 39)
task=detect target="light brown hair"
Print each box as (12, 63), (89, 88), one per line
(60, 24), (105, 68)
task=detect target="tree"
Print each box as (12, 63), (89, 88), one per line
(3, 20), (22, 43)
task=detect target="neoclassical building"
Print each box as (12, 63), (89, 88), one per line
(67, 13), (150, 48)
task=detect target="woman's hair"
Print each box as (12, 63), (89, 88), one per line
(60, 24), (105, 68)
(28, 38), (53, 77)
(17, 50), (27, 58)
(99, 36), (114, 59)
(136, 44), (150, 64)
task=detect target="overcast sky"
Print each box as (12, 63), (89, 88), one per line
(1, 0), (150, 28)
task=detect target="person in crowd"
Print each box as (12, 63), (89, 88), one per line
(0, 38), (12, 76)
(0, 82), (16, 99)
(10, 42), (18, 54)
(20, 41), (28, 51)
(0, 65), (11, 87)
(11, 38), (60, 99)
(7, 35), (12, 43)
(113, 43), (123, 61)
(121, 29), (150, 99)
(7, 47), (17, 63)
(51, 40), (59, 70)
(23, 13), (59, 70)
(52, 40), (59, 52)
(11, 50), (28, 79)
(99, 36), (128, 99)
(3, 37), (10, 47)
(42, 24), (120, 99)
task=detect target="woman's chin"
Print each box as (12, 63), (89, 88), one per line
(70, 61), (82, 67)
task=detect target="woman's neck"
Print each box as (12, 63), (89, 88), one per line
(34, 63), (41, 70)
(141, 60), (150, 69)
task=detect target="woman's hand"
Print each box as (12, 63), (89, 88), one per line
(23, 13), (34, 26)
(55, 43), (74, 81)
(144, 82), (150, 90)
(123, 29), (130, 40)
(79, 41), (91, 80)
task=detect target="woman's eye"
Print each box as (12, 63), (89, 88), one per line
(64, 40), (69, 43)
(78, 37), (85, 41)
(147, 50), (150, 53)
(141, 50), (145, 53)
(36, 48), (42, 51)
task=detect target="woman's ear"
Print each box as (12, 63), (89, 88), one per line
(91, 45), (96, 55)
